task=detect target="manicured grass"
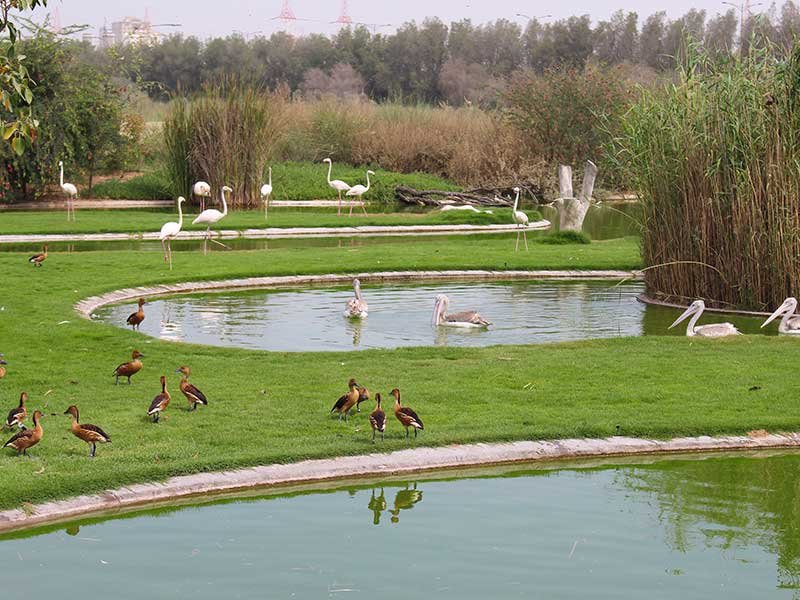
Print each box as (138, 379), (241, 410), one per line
(1, 235), (796, 512)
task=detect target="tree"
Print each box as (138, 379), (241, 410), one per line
(639, 12), (668, 70)
(704, 10), (737, 60)
(594, 11), (639, 65)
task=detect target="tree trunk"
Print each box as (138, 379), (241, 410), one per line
(555, 160), (598, 232)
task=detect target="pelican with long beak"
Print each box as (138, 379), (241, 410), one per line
(344, 278), (368, 319)
(432, 294), (491, 328)
(669, 299), (740, 337)
(761, 297), (800, 335)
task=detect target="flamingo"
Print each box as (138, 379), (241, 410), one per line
(193, 181), (211, 212)
(260, 167), (273, 220)
(511, 187), (529, 251)
(323, 158), (351, 216)
(344, 278), (368, 319)
(192, 185), (231, 252)
(432, 294), (491, 328)
(669, 300), (741, 337)
(59, 161), (78, 222)
(762, 297), (800, 335)
(345, 170), (373, 217)
(159, 196), (185, 270)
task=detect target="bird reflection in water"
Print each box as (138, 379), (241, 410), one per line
(368, 488), (387, 525)
(65, 524), (80, 536)
(367, 483), (423, 524)
(346, 317), (364, 347)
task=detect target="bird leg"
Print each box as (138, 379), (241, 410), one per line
(414, 428), (418, 438)
(168, 240), (173, 271)
(338, 190), (342, 216)
(523, 229), (529, 251)
(372, 430), (376, 441)
(361, 201), (368, 217)
(115, 376), (119, 386)
(161, 239), (168, 263)
(90, 443), (96, 458)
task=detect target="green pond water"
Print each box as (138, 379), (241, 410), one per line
(2, 452), (799, 598)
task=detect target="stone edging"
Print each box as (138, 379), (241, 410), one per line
(1, 432), (797, 534)
(75, 269), (640, 319)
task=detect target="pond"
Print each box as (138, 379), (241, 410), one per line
(94, 280), (774, 352)
(2, 452), (798, 598)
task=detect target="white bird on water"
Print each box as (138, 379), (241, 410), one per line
(344, 278), (368, 319)
(669, 300), (740, 337)
(432, 294), (491, 328)
(345, 169), (373, 217)
(159, 196), (185, 270)
(193, 181), (211, 212)
(762, 297), (800, 335)
(261, 167), (273, 220)
(512, 186), (529, 251)
(192, 186), (231, 251)
(58, 161), (78, 222)
(323, 158), (351, 216)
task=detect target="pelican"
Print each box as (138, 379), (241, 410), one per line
(511, 187), (529, 251)
(323, 158), (351, 216)
(669, 300), (740, 338)
(432, 294), (491, 328)
(762, 297), (800, 335)
(344, 278), (368, 319)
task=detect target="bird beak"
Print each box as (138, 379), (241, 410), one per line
(669, 304), (697, 329)
(762, 299), (792, 328)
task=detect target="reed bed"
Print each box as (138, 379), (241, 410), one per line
(615, 46), (800, 310)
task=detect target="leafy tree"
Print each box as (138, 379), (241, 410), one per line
(704, 9), (737, 60)
(594, 11), (639, 65)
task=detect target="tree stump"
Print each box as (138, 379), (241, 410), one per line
(554, 160), (598, 232)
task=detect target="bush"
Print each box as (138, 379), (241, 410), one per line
(90, 172), (172, 200)
(540, 230), (591, 244)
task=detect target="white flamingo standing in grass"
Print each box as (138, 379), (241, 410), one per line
(345, 169), (374, 217)
(192, 185), (231, 253)
(159, 196), (185, 271)
(323, 158), (351, 216)
(193, 181), (211, 212)
(59, 161), (78, 221)
(512, 187), (529, 251)
(261, 167), (273, 220)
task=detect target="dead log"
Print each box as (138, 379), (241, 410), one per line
(395, 186), (512, 207)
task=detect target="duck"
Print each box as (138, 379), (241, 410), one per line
(64, 405), (111, 458)
(432, 294), (491, 328)
(762, 297), (800, 335)
(368, 488), (387, 525)
(28, 245), (48, 267)
(0, 354), (6, 379)
(356, 386), (371, 413)
(369, 393), (386, 442)
(147, 375), (170, 423)
(344, 278), (368, 319)
(126, 298), (146, 331)
(113, 350), (144, 385)
(389, 483), (424, 523)
(5, 392), (27, 430)
(330, 378), (360, 421)
(391, 388), (424, 438)
(176, 366), (208, 411)
(3, 410), (43, 456)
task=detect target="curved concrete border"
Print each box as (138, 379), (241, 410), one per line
(1, 432), (798, 534)
(637, 293), (772, 317)
(75, 269), (640, 318)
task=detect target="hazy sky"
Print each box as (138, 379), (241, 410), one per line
(45, 0), (751, 40)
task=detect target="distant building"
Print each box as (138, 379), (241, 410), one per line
(98, 16), (161, 48)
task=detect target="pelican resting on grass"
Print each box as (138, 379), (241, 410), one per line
(669, 299), (740, 338)
(762, 297), (800, 335)
(344, 278), (368, 319)
(432, 294), (491, 328)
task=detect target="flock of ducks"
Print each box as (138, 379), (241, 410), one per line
(330, 380), (424, 441)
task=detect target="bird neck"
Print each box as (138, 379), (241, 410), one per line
(268, 168), (272, 186)
(220, 189), (228, 216)
(60, 163), (64, 187)
(161, 380), (167, 393)
(326, 161), (333, 184)
(687, 308), (702, 336)
(364, 172), (371, 191)
(177, 201), (183, 228)
(513, 190), (519, 212)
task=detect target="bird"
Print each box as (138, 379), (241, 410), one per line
(389, 483), (423, 523)
(5, 392), (27, 430)
(0, 354), (6, 379)
(261, 167), (273, 220)
(511, 187), (530, 251)
(159, 196), (186, 270)
(323, 158), (351, 216)
(391, 388), (424, 438)
(344, 278), (368, 319)
(432, 294), (491, 328)
(762, 297), (800, 335)
(113, 350), (144, 385)
(669, 300), (741, 337)
(176, 366), (208, 411)
(193, 180), (212, 212)
(330, 378), (360, 421)
(28, 245), (48, 267)
(368, 488), (387, 524)
(147, 375), (171, 423)
(3, 410), (43, 456)
(64, 405), (111, 458)
(369, 393), (386, 442)
(356, 385), (371, 413)
(345, 169), (374, 217)
(59, 161), (78, 222)
(192, 185), (231, 250)
(126, 298), (146, 331)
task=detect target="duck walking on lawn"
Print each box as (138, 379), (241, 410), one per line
(147, 375), (171, 423)
(113, 350), (144, 385)
(369, 393), (386, 442)
(331, 378), (360, 421)
(5, 392), (27, 430)
(176, 366), (208, 411)
(126, 299), (146, 331)
(4, 410), (43, 456)
(391, 388), (424, 438)
(64, 405), (111, 458)
(28, 245), (48, 267)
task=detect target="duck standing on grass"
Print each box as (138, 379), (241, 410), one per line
(331, 378), (360, 421)
(147, 375), (171, 423)
(113, 350), (144, 385)
(64, 405), (111, 458)
(28, 245), (48, 267)
(4, 410), (43, 456)
(126, 298), (146, 331)
(391, 388), (424, 439)
(176, 366), (208, 411)
(369, 394), (386, 442)
(5, 392), (27, 430)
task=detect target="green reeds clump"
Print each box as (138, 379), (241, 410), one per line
(613, 44), (800, 310)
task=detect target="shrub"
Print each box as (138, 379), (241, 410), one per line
(540, 230), (591, 244)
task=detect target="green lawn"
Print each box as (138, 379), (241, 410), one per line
(0, 235), (796, 512)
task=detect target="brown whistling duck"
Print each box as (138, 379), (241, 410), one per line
(5, 392), (27, 430)
(369, 393), (386, 442)
(113, 350), (144, 385)
(147, 375), (170, 423)
(356, 386), (371, 412)
(176, 366), (208, 411)
(64, 405), (111, 458)
(368, 488), (387, 525)
(0, 354), (6, 379)
(28, 245), (48, 267)
(126, 298), (146, 330)
(330, 378), (360, 421)
(391, 388), (424, 438)
(3, 410), (43, 456)
(390, 483), (423, 523)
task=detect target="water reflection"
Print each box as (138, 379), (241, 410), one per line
(366, 484), (424, 525)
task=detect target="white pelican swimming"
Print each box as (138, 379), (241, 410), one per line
(669, 299), (740, 338)
(432, 294), (491, 328)
(761, 297), (800, 335)
(344, 278), (368, 319)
